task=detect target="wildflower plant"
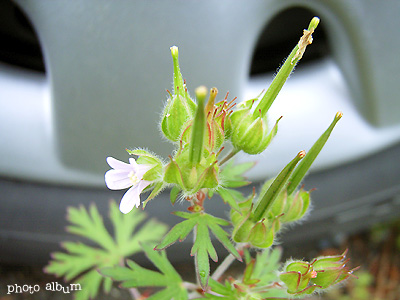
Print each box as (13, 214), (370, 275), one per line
(46, 17), (358, 299)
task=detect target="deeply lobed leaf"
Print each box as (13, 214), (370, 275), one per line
(44, 201), (167, 300)
(101, 243), (187, 299)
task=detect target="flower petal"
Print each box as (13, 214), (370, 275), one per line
(119, 186), (141, 214)
(137, 179), (152, 194)
(107, 157), (132, 170)
(134, 164), (153, 178)
(105, 169), (133, 190)
(129, 157), (138, 168)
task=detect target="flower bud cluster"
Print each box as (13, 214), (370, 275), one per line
(280, 250), (359, 296)
(106, 18), (330, 212)
(230, 187), (311, 249)
(159, 45), (289, 196)
(230, 150), (307, 248)
(230, 196), (276, 248)
(229, 108), (342, 248)
(266, 183), (311, 224)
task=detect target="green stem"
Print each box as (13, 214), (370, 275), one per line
(211, 244), (245, 281)
(183, 281), (200, 291)
(218, 148), (240, 166)
(128, 288), (142, 300)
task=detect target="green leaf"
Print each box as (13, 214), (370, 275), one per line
(101, 243), (187, 300)
(164, 157), (185, 188)
(220, 160), (254, 188)
(44, 201), (168, 300)
(202, 248), (286, 299)
(126, 148), (163, 166)
(203, 278), (236, 299)
(155, 212), (240, 289)
(170, 186), (181, 205)
(216, 187), (242, 212)
(142, 181), (165, 208)
(206, 216), (241, 261)
(155, 218), (196, 250)
(253, 248), (282, 283)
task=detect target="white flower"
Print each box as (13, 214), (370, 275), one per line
(105, 156), (152, 214)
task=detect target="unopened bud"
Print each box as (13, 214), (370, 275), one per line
(230, 99), (281, 154)
(280, 249), (358, 296)
(161, 46), (196, 142)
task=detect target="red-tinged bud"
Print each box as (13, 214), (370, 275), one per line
(280, 250), (358, 296)
(247, 219), (274, 248)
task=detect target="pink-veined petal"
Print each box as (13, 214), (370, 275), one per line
(119, 186), (141, 214)
(106, 157), (132, 170)
(105, 169), (133, 190)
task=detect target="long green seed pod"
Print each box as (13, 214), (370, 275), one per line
(253, 17), (320, 118)
(287, 112), (343, 195)
(252, 151), (305, 221)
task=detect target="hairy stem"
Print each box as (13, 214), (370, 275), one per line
(211, 244), (246, 281)
(218, 149), (240, 166)
(183, 281), (200, 291)
(128, 288), (142, 300)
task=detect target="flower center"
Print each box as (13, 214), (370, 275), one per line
(128, 171), (139, 185)
(311, 270), (318, 278)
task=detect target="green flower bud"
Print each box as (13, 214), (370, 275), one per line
(232, 216), (276, 249)
(161, 46), (196, 142)
(163, 146), (219, 195)
(283, 189), (310, 222)
(247, 219), (274, 248)
(312, 250), (358, 289)
(280, 261), (319, 296)
(232, 218), (254, 243)
(230, 98), (281, 155)
(180, 88), (236, 153)
(269, 188), (311, 224)
(230, 195), (277, 248)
